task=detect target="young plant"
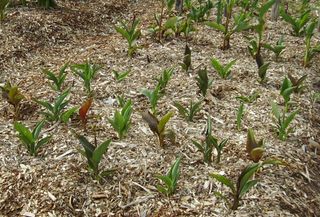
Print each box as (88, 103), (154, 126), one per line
(142, 111), (175, 147)
(0, 0), (9, 21)
(115, 17), (141, 57)
(280, 8), (311, 36)
(156, 68), (174, 94)
(156, 156), (182, 196)
(211, 58), (236, 79)
(141, 86), (161, 114)
(180, 44), (191, 73)
(192, 117), (228, 164)
(236, 102), (245, 131)
(76, 134), (112, 180)
(280, 77), (294, 108)
(71, 61), (100, 95)
(14, 120), (52, 156)
(79, 97), (93, 128)
(303, 21), (320, 67)
(43, 63), (68, 92)
(257, 62), (270, 83)
(210, 159), (282, 210)
(108, 100), (133, 139)
(246, 129), (265, 162)
(116, 94), (128, 107)
(206, 0), (251, 49)
(271, 102), (299, 141)
(195, 68), (213, 97)
(262, 36), (286, 61)
(174, 100), (202, 122)
(34, 89), (78, 123)
(236, 92), (260, 104)
(38, 0), (57, 8)
(288, 73), (307, 93)
(112, 69), (130, 82)
(1, 82), (24, 119)
(188, 0), (213, 22)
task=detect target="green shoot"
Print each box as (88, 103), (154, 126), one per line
(236, 92), (260, 104)
(141, 86), (161, 114)
(43, 62), (68, 92)
(71, 61), (100, 95)
(156, 68), (174, 94)
(271, 102), (299, 141)
(210, 159), (283, 210)
(258, 62), (270, 83)
(156, 156), (182, 196)
(180, 44), (191, 73)
(195, 68), (213, 97)
(76, 134), (112, 180)
(262, 36), (286, 61)
(34, 89), (78, 123)
(113, 69), (130, 82)
(142, 111), (175, 147)
(211, 58), (236, 79)
(288, 73), (307, 93)
(236, 102), (245, 131)
(1, 82), (24, 120)
(108, 100), (133, 139)
(174, 100), (202, 122)
(116, 94), (128, 107)
(304, 21), (320, 67)
(0, 0), (9, 21)
(280, 8), (311, 36)
(280, 77), (294, 108)
(246, 129), (264, 162)
(115, 17), (141, 57)
(14, 120), (52, 156)
(188, 0), (213, 22)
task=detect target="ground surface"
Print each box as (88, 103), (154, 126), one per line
(0, 0), (320, 216)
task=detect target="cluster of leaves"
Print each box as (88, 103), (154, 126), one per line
(211, 58), (236, 79)
(156, 68), (174, 94)
(113, 69), (130, 82)
(210, 159), (283, 210)
(43, 63), (68, 92)
(156, 156), (182, 196)
(262, 36), (286, 61)
(303, 21), (320, 67)
(1, 81), (24, 119)
(174, 100), (202, 122)
(14, 120), (52, 156)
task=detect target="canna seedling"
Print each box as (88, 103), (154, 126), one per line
(0, 0), (9, 21)
(156, 68), (174, 94)
(288, 73), (307, 93)
(236, 102), (245, 131)
(236, 92), (260, 104)
(116, 94), (128, 107)
(280, 8), (311, 36)
(188, 0), (213, 22)
(210, 159), (283, 210)
(1, 82), (24, 120)
(271, 102), (299, 141)
(34, 89), (78, 123)
(112, 69), (130, 82)
(246, 129), (265, 162)
(76, 134), (112, 180)
(14, 120), (52, 156)
(280, 77), (294, 108)
(303, 21), (320, 67)
(195, 68), (213, 97)
(71, 61), (100, 95)
(211, 58), (236, 79)
(115, 17), (141, 57)
(174, 100), (202, 122)
(108, 100), (133, 139)
(180, 44), (191, 73)
(79, 97), (93, 128)
(141, 86), (161, 114)
(43, 62), (68, 92)
(156, 156), (182, 196)
(257, 62), (270, 83)
(192, 116), (228, 164)
(142, 111), (175, 147)
(206, 0), (251, 50)
(262, 36), (286, 61)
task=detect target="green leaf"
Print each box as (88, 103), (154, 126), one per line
(239, 179), (258, 198)
(61, 107), (78, 123)
(77, 135), (95, 158)
(14, 122), (34, 145)
(35, 136), (52, 153)
(92, 139), (111, 169)
(206, 21), (226, 32)
(158, 112), (173, 133)
(32, 120), (46, 140)
(271, 102), (280, 120)
(259, 0), (275, 19)
(210, 173), (235, 194)
(192, 140), (204, 152)
(283, 110), (299, 130)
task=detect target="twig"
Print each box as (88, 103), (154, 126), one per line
(119, 195), (155, 209)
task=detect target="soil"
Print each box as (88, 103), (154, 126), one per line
(0, 0), (320, 216)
